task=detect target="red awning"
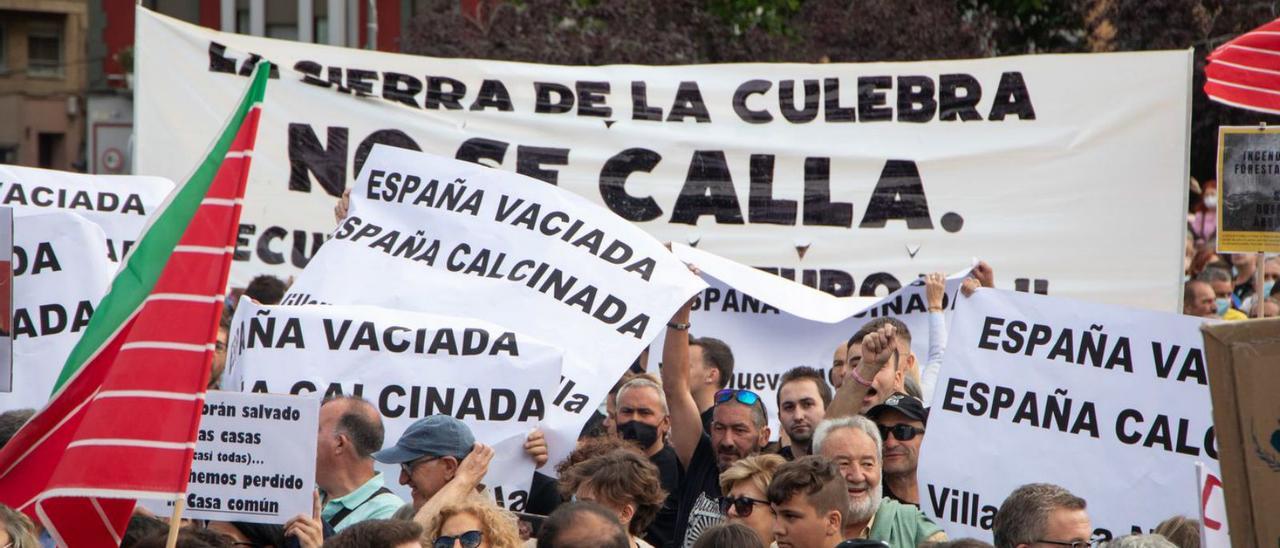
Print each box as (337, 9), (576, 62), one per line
(1205, 17), (1280, 114)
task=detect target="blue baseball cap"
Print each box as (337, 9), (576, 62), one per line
(372, 415), (475, 464)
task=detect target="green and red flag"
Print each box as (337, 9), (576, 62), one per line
(0, 62), (270, 546)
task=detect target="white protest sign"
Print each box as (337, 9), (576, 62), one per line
(281, 144), (705, 473)
(666, 243), (967, 438)
(0, 212), (113, 411)
(0, 164), (173, 263)
(137, 8), (1189, 312)
(919, 289), (1218, 541)
(139, 391), (319, 524)
(224, 299), (563, 510)
(1197, 462), (1230, 548)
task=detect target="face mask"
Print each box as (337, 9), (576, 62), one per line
(1265, 281), (1276, 298)
(617, 420), (659, 448)
(1216, 298), (1230, 317)
(1204, 195), (1218, 209)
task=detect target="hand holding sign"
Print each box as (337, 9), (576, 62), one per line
(926, 273), (946, 311)
(524, 429), (549, 469)
(283, 492), (324, 548)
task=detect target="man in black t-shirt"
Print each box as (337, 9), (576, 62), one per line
(662, 301), (771, 548)
(615, 375), (682, 548)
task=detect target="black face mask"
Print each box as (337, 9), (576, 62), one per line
(617, 420), (659, 448)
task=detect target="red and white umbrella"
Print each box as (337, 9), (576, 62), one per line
(1205, 17), (1280, 114)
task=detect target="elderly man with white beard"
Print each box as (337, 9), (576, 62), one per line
(812, 415), (943, 548)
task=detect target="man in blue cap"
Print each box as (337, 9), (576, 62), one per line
(373, 415), (478, 510)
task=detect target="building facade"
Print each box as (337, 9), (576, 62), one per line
(0, 0), (89, 171)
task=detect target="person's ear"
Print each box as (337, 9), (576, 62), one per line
(618, 502), (636, 526)
(825, 509), (842, 535)
(442, 456), (460, 479)
(758, 426), (772, 449)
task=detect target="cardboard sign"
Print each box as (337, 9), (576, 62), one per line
(136, 8), (1191, 313)
(1201, 317), (1280, 548)
(282, 144), (704, 473)
(224, 299), (564, 510)
(140, 391), (320, 524)
(919, 289), (1219, 542)
(1215, 127), (1280, 253)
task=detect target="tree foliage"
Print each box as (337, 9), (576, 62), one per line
(402, 0), (1280, 182)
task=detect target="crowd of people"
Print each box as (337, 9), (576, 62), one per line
(1183, 177), (1280, 319)
(0, 251), (1217, 548)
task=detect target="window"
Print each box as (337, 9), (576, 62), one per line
(27, 22), (62, 78)
(0, 145), (16, 165)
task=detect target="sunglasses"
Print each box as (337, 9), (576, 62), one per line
(878, 423), (925, 442)
(401, 455), (442, 476)
(718, 495), (770, 518)
(715, 389), (760, 407)
(1035, 539), (1096, 548)
(434, 530), (483, 548)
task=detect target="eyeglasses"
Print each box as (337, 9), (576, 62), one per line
(400, 455), (441, 476)
(434, 530), (483, 548)
(1035, 539), (1096, 548)
(715, 389), (760, 407)
(718, 495), (770, 518)
(877, 423), (925, 442)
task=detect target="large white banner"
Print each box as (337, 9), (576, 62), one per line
(1, 212), (113, 411)
(666, 243), (968, 438)
(225, 299), (562, 511)
(282, 144), (705, 472)
(136, 9), (1190, 312)
(918, 289), (1218, 542)
(0, 164), (173, 263)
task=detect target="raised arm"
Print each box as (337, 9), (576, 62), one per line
(826, 324), (897, 419)
(921, 272), (947, 403)
(413, 443), (493, 529)
(662, 299), (702, 469)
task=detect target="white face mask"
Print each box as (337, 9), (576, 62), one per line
(1204, 195), (1218, 209)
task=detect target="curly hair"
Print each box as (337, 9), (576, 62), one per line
(428, 500), (522, 548)
(553, 435), (634, 477)
(559, 449), (668, 536)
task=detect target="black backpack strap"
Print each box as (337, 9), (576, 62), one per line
(327, 486), (394, 528)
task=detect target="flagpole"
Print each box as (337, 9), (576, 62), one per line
(165, 497), (186, 548)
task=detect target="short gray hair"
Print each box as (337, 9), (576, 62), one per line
(616, 377), (669, 416)
(1102, 535), (1177, 548)
(1197, 266), (1232, 284)
(992, 483), (1088, 548)
(812, 415), (882, 459)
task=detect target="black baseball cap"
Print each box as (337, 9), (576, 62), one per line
(866, 392), (927, 425)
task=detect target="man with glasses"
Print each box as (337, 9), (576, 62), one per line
(865, 393), (927, 506)
(663, 302), (771, 548)
(993, 483), (1092, 548)
(373, 415), (479, 511)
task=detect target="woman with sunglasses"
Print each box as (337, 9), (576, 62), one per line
(428, 499), (522, 548)
(716, 453), (786, 547)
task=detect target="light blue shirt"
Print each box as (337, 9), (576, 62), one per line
(320, 472), (404, 531)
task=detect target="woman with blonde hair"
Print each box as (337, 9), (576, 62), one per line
(428, 499), (523, 548)
(717, 453), (786, 547)
(0, 504), (38, 548)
